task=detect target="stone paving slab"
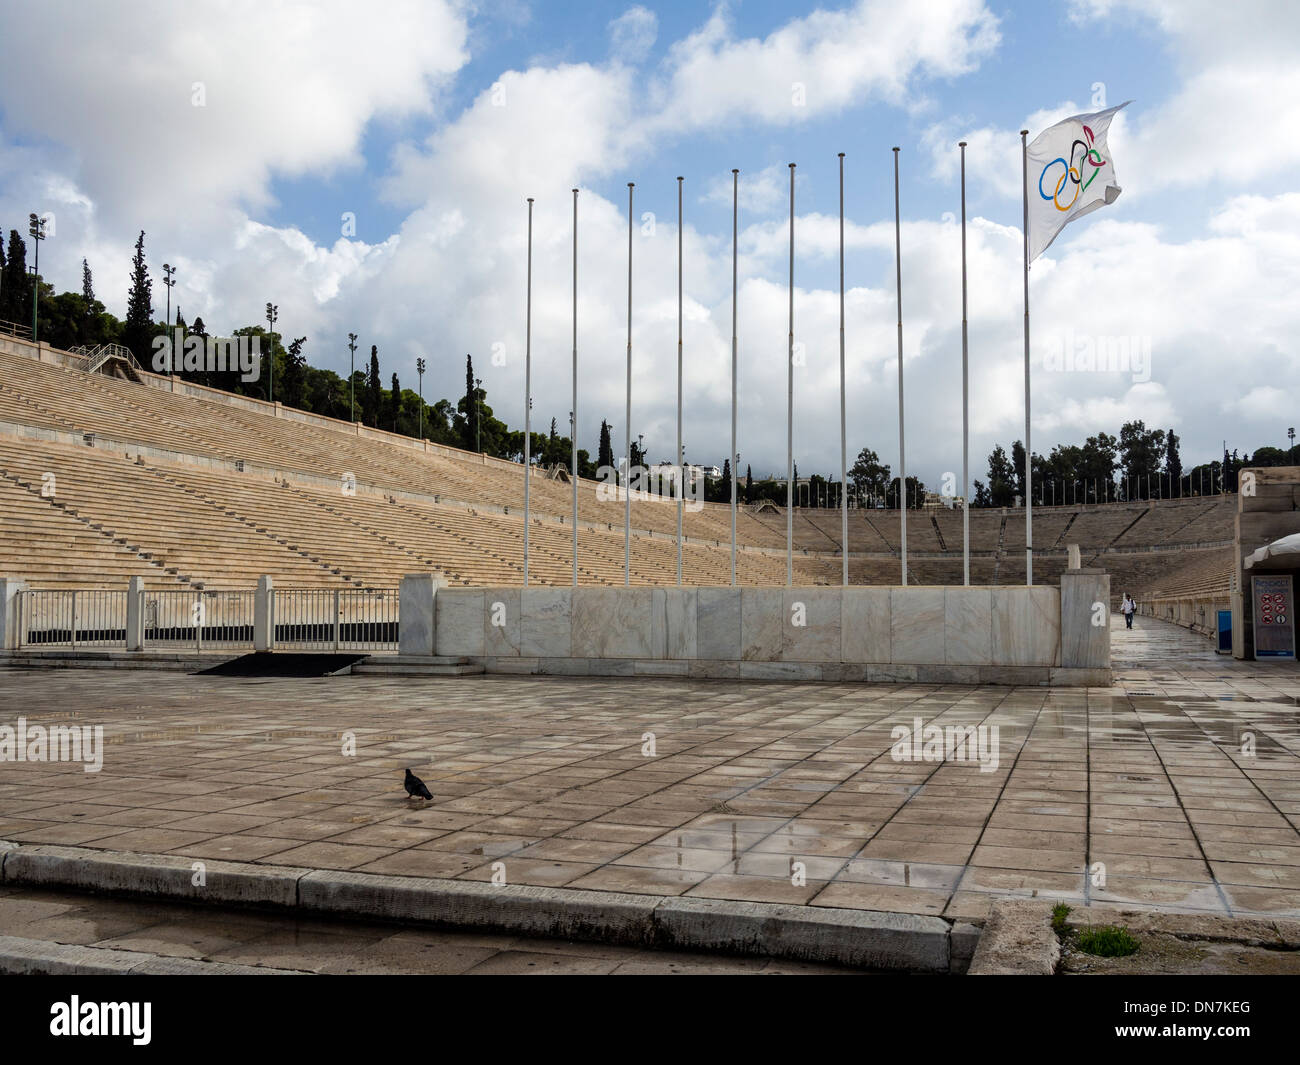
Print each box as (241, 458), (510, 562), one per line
(1, 616), (1298, 929)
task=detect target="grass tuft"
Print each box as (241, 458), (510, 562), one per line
(1075, 925), (1140, 957)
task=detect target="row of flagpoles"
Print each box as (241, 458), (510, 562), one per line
(518, 103), (1129, 589)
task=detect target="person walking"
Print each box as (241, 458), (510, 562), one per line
(1120, 593), (1136, 629)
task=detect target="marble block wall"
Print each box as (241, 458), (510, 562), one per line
(432, 584), (1067, 671)
(1059, 569), (1111, 669)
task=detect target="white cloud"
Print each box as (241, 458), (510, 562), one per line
(1071, 0), (1300, 191)
(646, 0), (1000, 133)
(1225, 386), (1291, 421)
(3, 0), (1294, 490)
(608, 6), (658, 65)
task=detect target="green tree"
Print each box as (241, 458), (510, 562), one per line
(366, 346), (381, 427)
(849, 446), (890, 506)
(460, 354), (479, 450)
(597, 420), (614, 470)
(1119, 420), (1166, 499)
(1, 230), (30, 326)
(1164, 429), (1182, 489)
(284, 337), (308, 409)
(985, 445), (1017, 507)
(124, 231), (154, 361)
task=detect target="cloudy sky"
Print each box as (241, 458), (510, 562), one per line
(1, 0), (1295, 485)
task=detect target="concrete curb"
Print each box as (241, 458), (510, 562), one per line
(3, 844), (311, 907)
(1, 842), (972, 972)
(0, 935), (304, 975)
(653, 895), (952, 971)
(967, 899), (1060, 975)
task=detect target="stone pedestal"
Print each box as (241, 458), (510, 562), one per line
(399, 573), (444, 656)
(254, 575), (274, 651)
(126, 576), (144, 651)
(1060, 568), (1109, 669)
(0, 577), (26, 650)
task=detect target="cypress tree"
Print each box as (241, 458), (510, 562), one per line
(124, 231), (153, 361)
(462, 354), (479, 451)
(2, 231), (29, 326)
(367, 346), (381, 427)
(598, 420), (613, 470)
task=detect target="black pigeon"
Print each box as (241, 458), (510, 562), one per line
(404, 768), (433, 801)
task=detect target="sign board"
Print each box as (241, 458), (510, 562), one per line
(1251, 574), (1296, 659)
(1216, 609), (1232, 654)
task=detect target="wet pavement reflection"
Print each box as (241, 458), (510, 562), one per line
(1, 615), (1297, 925)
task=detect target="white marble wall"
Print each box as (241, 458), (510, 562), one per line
(431, 584), (1064, 669)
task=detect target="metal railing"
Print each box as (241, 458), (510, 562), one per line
(70, 343), (142, 375)
(0, 319), (33, 340)
(12, 584), (399, 654)
(142, 589), (256, 651)
(18, 589), (127, 648)
(273, 587), (399, 652)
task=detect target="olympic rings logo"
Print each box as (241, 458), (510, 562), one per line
(1039, 124), (1107, 213)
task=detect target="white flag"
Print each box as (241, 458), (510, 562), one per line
(1026, 102), (1129, 261)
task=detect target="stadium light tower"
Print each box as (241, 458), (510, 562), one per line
(162, 264), (177, 363)
(28, 213), (47, 342)
(1289, 427), (1295, 456)
(347, 333), (358, 422)
(265, 303), (278, 403)
(416, 357), (426, 440)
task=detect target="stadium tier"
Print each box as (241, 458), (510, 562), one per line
(0, 345), (1234, 598)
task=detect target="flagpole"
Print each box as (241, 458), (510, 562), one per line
(730, 169), (739, 587)
(571, 187), (579, 587)
(524, 196), (533, 587)
(838, 152), (848, 587)
(960, 141), (970, 587)
(676, 175), (684, 587)
(1020, 129), (1033, 585)
(786, 162), (795, 588)
(625, 182), (634, 587)
(893, 147), (907, 586)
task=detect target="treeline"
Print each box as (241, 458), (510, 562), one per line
(846, 424), (1298, 509)
(0, 225), (605, 471)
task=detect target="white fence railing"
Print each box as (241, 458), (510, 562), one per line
(18, 590), (127, 648)
(13, 583), (398, 654)
(273, 588), (399, 652)
(142, 589), (256, 651)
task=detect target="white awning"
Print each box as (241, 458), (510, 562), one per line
(1245, 532), (1300, 569)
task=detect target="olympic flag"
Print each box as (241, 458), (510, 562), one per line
(1026, 102), (1129, 261)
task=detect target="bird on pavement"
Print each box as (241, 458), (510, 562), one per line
(404, 767), (433, 802)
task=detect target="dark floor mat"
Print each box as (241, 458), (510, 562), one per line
(196, 652), (368, 677)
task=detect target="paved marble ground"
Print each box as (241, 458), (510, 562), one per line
(1, 616), (1298, 923)
(0, 885), (858, 974)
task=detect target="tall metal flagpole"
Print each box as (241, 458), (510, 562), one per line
(571, 188), (579, 587)
(786, 162), (795, 587)
(730, 169), (739, 587)
(893, 147), (907, 585)
(839, 152), (848, 588)
(960, 141), (970, 587)
(524, 197), (534, 586)
(676, 176), (684, 587)
(625, 183), (634, 587)
(1021, 129), (1033, 585)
